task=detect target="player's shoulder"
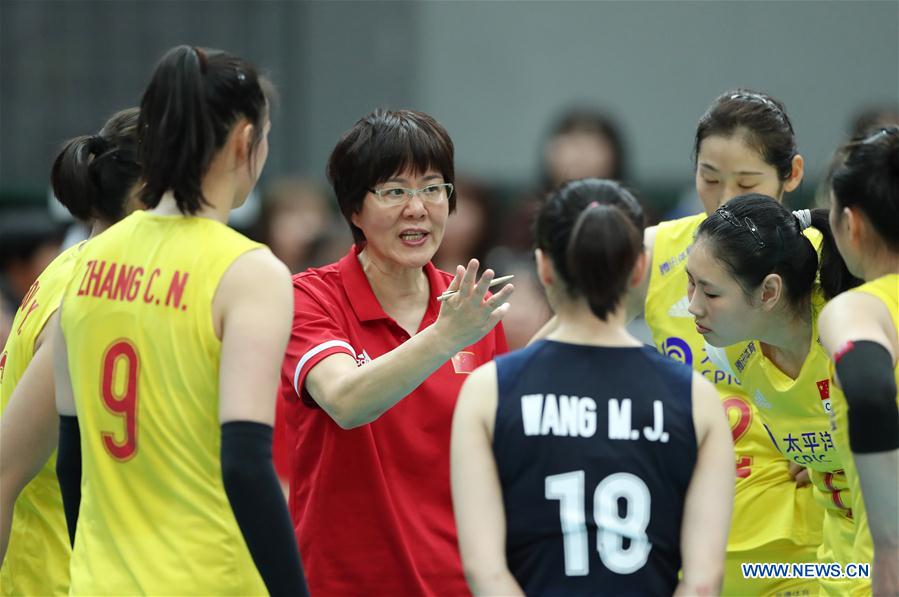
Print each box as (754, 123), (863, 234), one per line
(653, 213), (707, 246)
(232, 247), (290, 280)
(637, 344), (693, 376)
(495, 339), (550, 370)
(634, 346), (695, 405)
(38, 242), (85, 284)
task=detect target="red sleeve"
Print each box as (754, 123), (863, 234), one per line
(494, 321), (510, 356)
(280, 275), (356, 404)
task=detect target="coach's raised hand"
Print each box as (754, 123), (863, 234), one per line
(435, 259), (514, 350)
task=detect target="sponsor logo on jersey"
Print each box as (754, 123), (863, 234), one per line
(763, 422), (781, 452)
(658, 247), (690, 276)
(355, 350), (372, 366)
(734, 342), (757, 373)
(661, 336), (692, 365)
(753, 389), (773, 410)
(667, 295), (692, 318)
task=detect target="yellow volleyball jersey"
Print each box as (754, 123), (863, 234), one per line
(0, 244), (80, 596)
(827, 274), (897, 593)
(718, 292), (849, 512)
(646, 213), (822, 552)
(59, 211), (267, 596)
(714, 289), (869, 596)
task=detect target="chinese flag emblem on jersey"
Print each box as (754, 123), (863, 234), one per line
(452, 351), (477, 374)
(816, 379), (830, 400)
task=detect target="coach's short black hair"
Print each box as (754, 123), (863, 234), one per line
(326, 108), (455, 245)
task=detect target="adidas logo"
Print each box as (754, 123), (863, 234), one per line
(667, 296), (692, 318)
(355, 350), (372, 366)
(753, 389), (773, 410)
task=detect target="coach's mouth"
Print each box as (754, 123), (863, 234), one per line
(399, 228), (430, 247)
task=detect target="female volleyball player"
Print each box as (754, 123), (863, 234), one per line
(452, 178), (734, 595)
(820, 126), (899, 595)
(535, 90), (823, 594)
(687, 193), (867, 595)
(277, 108), (512, 595)
(0, 108), (140, 595)
(49, 45), (306, 595)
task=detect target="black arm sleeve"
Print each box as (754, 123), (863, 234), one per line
(221, 421), (309, 597)
(835, 340), (899, 454)
(56, 415), (82, 546)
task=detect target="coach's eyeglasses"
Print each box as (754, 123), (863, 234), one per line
(716, 207), (767, 248)
(369, 183), (454, 207)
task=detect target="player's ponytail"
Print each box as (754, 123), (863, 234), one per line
(535, 178), (645, 320)
(138, 45), (270, 214)
(807, 207), (859, 300)
(50, 108), (141, 224)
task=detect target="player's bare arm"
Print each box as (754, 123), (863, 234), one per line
(676, 372), (734, 596)
(450, 362), (524, 596)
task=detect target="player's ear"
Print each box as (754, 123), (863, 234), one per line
(757, 273), (783, 311)
(535, 249), (555, 287)
(629, 248), (649, 288)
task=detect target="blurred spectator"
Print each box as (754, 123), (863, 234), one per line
(815, 103), (899, 208)
(433, 178), (495, 272)
(500, 107), (632, 254)
(254, 177), (350, 273)
(0, 208), (64, 328)
(484, 247), (551, 350)
(488, 107), (636, 348)
(541, 106), (629, 189)
(0, 296), (12, 352)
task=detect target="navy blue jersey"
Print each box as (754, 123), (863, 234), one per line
(493, 340), (697, 596)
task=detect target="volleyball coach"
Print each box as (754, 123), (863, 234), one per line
(277, 109), (513, 596)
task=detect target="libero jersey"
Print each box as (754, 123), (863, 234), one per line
(0, 244), (81, 596)
(59, 211), (266, 596)
(493, 340), (696, 596)
(709, 289), (868, 596)
(827, 274), (898, 594)
(645, 213), (822, 552)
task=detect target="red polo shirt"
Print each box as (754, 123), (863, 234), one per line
(277, 245), (508, 597)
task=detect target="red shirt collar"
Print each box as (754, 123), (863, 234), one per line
(337, 244), (450, 325)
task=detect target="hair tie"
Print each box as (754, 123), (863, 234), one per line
(586, 201), (600, 209)
(793, 209), (812, 231)
(193, 46), (208, 73)
(88, 135), (110, 156)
